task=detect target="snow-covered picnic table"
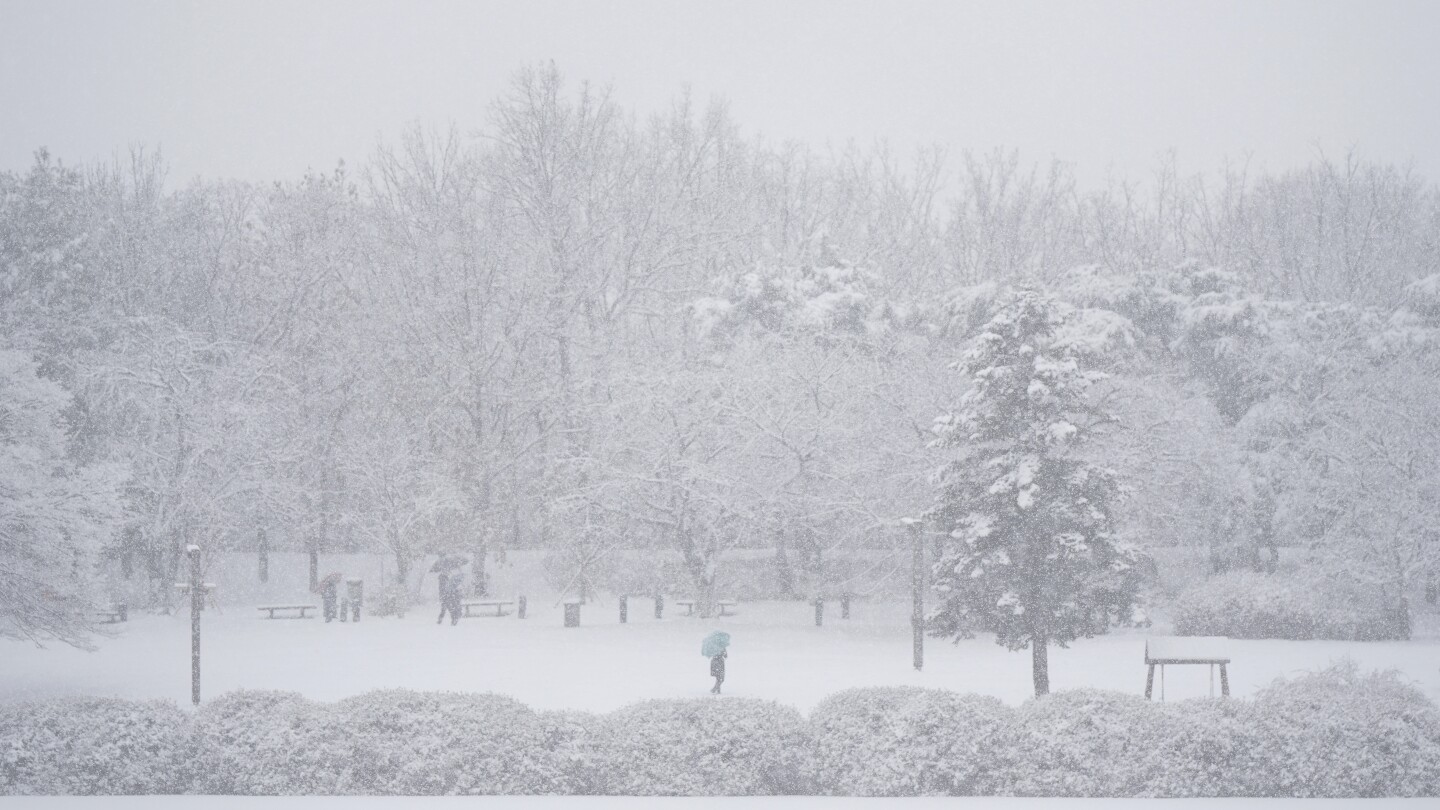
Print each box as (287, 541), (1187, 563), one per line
(460, 599), (515, 617)
(257, 604), (318, 619)
(674, 599), (737, 616)
(1145, 636), (1231, 699)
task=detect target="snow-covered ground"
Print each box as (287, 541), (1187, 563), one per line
(0, 797), (1435, 809)
(2, 598), (1437, 712)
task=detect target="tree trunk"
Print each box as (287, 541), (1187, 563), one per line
(472, 544), (488, 598)
(1032, 636), (1050, 696)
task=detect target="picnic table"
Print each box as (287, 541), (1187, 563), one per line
(673, 599), (737, 616)
(95, 603), (128, 624)
(1145, 636), (1231, 699)
(257, 604), (318, 619)
(460, 599), (515, 617)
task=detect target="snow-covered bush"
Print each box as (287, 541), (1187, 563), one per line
(808, 687), (1010, 795)
(592, 698), (814, 795)
(0, 697), (190, 795)
(188, 690), (339, 794)
(1172, 570), (1407, 640)
(538, 709), (602, 793)
(330, 690), (569, 794)
(1243, 662), (1440, 797)
(996, 689), (1254, 797)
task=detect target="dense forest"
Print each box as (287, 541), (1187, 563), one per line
(4, 65), (1439, 644)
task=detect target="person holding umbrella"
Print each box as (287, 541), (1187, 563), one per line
(431, 554), (466, 626)
(314, 572), (344, 623)
(702, 631), (730, 694)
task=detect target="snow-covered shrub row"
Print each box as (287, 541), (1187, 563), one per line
(588, 697), (814, 795)
(4, 671), (1438, 796)
(0, 697), (191, 795)
(189, 689), (570, 795)
(809, 687), (1009, 795)
(1173, 570), (1409, 640)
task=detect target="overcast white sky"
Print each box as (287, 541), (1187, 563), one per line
(2, 0), (1438, 189)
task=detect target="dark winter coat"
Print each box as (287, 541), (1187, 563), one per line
(710, 650), (727, 678)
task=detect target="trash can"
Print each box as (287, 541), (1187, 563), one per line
(345, 579), (363, 622)
(564, 600), (581, 627)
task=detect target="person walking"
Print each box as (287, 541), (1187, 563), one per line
(442, 569), (464, 626)
(436, 571), (453, 624)
(316, 572), (342, 623)
(709, 647), (727, 694)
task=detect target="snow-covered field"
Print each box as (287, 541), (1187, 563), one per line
(2, 598), (1437, 712)
(0, 797), (1436, 809)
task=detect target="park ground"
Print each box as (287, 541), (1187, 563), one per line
(1, 597), (1437, 712)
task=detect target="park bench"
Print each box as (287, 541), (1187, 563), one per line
(95, 604), (128, 624)
(257, 604), (318, 619)
(1145, 636), (1230, 699)
(674, 599), (737, 616)
(461, 599), (515, 617)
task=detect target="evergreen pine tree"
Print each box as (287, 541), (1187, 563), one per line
(927, 289), (1147, 696)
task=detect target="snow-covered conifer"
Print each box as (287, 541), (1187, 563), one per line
(927, 288), (1146, 696)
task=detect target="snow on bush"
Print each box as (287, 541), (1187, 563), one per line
(1243, 662), (1440, 797)
(1173, 570), (1408, 640)
(330, 690), (568, 794)
(0, 697), (190, 795)
(591, 697), (814, 795)
(188, 690), (340, 794)
(538, 709), (602, 794)
(808, 686), (1010, 796)
(998, 689), (1255, 797)
(190, 689), (569, 795)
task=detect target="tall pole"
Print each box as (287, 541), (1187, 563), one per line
(188, 544), (201, 706)
(904, 518), (924, 671)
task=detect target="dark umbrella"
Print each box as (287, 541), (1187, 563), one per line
(312, 571), (343, 593)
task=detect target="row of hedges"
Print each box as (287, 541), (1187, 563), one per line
(4, 664), (1437, 796)
(1172, 570), (1413, 640)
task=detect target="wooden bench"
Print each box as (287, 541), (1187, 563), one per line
(461, 599), (515, 617)
(673, 599), (737, 616)
(95, 604), (128, 624)
(257, 604), (318, 619)
(1145, 636), (1230, 699)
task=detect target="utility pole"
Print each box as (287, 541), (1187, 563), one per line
(188, 544), (202, 705)
(903, 518), (924, 671)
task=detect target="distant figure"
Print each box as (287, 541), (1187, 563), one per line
(710, 648), (727, 694)
(316, 573), (342, 623)
(436, 571), (463, 626)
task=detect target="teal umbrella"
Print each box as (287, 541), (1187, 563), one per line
(701, 631), (731, 657)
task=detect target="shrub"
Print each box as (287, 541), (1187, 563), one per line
(1243, 662), (1440, 797)
(188, 690), (338, 794)
(809, 687), (1010, 795)
(331, 690), (569, 795)
(0, 697), (190, 795)
(538, 709), (603, 794)
(998, 689), (1256, 797)
(1172, 570), (1408, 640)
(592, 698), (814, 795)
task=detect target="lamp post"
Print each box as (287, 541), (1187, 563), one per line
(903, 518), (924, 671)
(188, 544), (202, 705)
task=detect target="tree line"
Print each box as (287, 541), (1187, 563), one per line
(3, 64), (1438, 650)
